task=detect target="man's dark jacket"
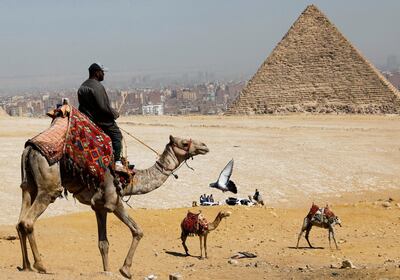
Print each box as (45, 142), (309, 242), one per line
(77, 79), (119, 126)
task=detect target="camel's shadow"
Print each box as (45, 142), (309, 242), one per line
(165, 251), (199, 259)
(287, 246), (324, 250)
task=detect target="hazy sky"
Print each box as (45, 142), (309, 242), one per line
(0, 0), (399, 92)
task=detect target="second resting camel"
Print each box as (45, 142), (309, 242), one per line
(181, 211), (231, 259)
(17, 134), (209, 279)
(296, 204), (342, 250)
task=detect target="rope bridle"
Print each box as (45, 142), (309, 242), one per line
(120, 126), (195, 178)
(119, 131), (195, 207)
(156, 138), (194, 179)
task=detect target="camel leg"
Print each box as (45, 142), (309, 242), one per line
(181, 232), (189, 255)
(204, 233), (208, 259)
(199, 235), (204, 259)
(328, 229), (332, 249)
(20, 193), (54, 273)
(296, 228), (305, 248)
(330, 227), (339, 250)
(296, 218), (308, 248)
(305, 225), (313, 248)
(17, 146), (34, 271)
(16, 188), (33, 271)
(113, 201), (143, 279)
(104, 172), (118, 212)
(95, 210), (110, 271)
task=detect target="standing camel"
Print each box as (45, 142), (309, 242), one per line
(17, 134), (209, 279)
(180, 211), (231, 259)
(296, 204), (342, 250)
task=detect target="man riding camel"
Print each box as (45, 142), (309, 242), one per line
(77, 63), (127, 211)
(77, 62), (126, 172)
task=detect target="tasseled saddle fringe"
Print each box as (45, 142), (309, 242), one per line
(61, 156), (101, 198)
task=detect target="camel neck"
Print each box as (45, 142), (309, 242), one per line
(122, 163), (171, 196)
(208, 214), (223, 231)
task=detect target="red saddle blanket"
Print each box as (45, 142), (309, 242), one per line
(26, 106), (113, 181)
(181, 212), (208, 234)
(307, 203), (335, 219)
(25, 117), (69, 165)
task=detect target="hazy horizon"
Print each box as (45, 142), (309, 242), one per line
(0, 0), (399, 94)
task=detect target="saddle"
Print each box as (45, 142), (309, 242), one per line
(181, 211), (208, 235)
(26, 105), (133, 188)
(307, 203), (335, 223)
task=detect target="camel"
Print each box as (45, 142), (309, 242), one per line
(296, 204), (342, 250)
(180, 211), (231, 259)
(16, 134), (209, 279)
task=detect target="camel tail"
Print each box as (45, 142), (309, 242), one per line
(227, 181), (237, 194)
(20, 146), (32, 190)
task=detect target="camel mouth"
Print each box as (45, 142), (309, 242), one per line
(197, 146), (209, 155)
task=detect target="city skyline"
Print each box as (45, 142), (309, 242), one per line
(0, 0), (399, 94)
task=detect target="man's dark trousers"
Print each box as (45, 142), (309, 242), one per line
(100, 123), (123, 162)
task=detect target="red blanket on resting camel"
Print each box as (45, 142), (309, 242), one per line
(26, 106), (113, 181)
(307, 203), (335, 219)
(181, 212), (209, 234)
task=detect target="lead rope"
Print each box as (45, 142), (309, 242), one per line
(119, 126), (160, 157)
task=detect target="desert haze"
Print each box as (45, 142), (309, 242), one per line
(0, 114), (399, 279)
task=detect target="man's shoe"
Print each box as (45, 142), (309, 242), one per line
(115, 160), (128, 173)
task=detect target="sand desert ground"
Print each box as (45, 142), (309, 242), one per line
(0, 114), (400, 279)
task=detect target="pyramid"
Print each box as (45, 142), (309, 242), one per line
(227, 5), (400, 114)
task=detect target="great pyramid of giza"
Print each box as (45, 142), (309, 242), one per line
(227, 5), (400, 114)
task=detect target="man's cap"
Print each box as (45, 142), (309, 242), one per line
(88, 63), (108, 73)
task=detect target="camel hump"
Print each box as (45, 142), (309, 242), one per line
(323, 207), (335, 218)
(308, 203), (320, 216)
(182, 211), (208, 234)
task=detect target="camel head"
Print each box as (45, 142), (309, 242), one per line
(218, 211), (231, 219)
(169, 135), (209, 159)
(332, 216), (342, 227)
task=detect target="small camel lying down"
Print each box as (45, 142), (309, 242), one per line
(180, 211), (231, 259)
(296, 203), (342, 249)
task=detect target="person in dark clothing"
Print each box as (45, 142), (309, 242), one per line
(77, 63), (125, 172)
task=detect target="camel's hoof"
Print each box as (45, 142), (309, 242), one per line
(17, 266), (33, 272)
(33, 262), (47, 274)
(101, 271), (114, 277)
(119, 266), (132, 279)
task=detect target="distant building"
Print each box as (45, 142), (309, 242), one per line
(177, 89), (197, 101)
(142, 104), (164, 115)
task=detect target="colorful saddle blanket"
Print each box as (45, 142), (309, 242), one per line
(26, 106), (113, 181)
(64, 107), (113, 181)
(181, 211), (209, 234)
(25, 117), (69, 165)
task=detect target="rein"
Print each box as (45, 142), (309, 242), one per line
(120, 127), (195, 177)
(120, 127), (160, 157)
(156, 141), (195, 179)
